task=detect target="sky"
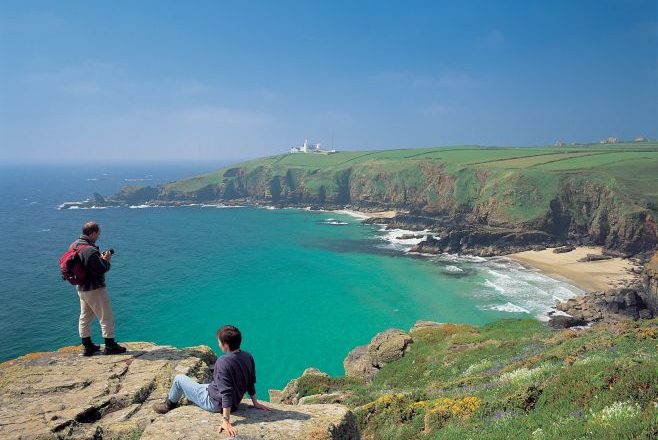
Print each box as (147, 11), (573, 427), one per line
(0, 0), (656, 163)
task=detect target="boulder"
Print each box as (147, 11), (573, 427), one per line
(343, 329), (413, 382)
(343, 345), (377, 382)
(548, 314), (588, 329)
(553, 245), (575, 254)
(409, 320), (443, 333)
(0, 343), (358, 440)
(141, 401), (359, 440)
(278, 368), (329, 405)
(368, 329), (413, 367)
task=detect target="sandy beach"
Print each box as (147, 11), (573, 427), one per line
(510, 246), (639, 292)
(334, 209), (400, 219)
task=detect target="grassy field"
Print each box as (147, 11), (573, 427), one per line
(166, 142), (658, 194)
(292, 319), (658, 439)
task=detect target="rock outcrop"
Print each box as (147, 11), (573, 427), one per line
(343, 329), (412, 382)
(551, 287), (654, 327)
(641, 251), (658, 311)
(277, 368), (330, 405)
(0, 343), (358, 440)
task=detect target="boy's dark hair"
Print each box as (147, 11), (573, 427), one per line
(82, 221), (100, 236)
(217, 325), (242, 350)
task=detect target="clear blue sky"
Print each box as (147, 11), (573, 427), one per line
(1, 0), (656, 163)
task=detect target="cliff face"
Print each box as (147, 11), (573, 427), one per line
(0, 343), (358, 440)
(642, 251), (658, 311)
(116, 160), (656, 255)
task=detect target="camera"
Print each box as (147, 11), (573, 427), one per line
(105, 248), (115, 255)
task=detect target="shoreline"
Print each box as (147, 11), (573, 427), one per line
(509, 246), (639, 293)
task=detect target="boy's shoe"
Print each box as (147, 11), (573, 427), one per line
(153, 399), (177, 414)
(81, 337), (101, 357)
(103, 338), (127, 355)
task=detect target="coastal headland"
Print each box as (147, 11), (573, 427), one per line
(71, 143), (658, 325)
(40, 143), (658, 438)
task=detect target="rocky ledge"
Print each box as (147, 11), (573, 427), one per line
(0, 343), (358, 440)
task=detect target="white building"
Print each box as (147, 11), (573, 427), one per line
(289, 139), (337, 154)
(600, 136), (619, 144)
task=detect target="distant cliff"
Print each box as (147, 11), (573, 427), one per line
(85, 144), (658, 255)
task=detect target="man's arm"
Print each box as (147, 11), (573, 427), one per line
(219, 407), (237, 437)
(248, 358), (270, 411)
(216, 365), (239, 436)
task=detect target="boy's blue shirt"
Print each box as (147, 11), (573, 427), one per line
(207, 350), (257, 411)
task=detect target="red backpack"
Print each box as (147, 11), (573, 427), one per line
(59, 242), (90, 285)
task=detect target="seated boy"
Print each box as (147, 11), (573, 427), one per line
(153, 325), (270, 436)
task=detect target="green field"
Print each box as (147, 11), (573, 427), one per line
(166, 142), (658, 194)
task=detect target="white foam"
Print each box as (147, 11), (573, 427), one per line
(129, 204), (152, 209)
(476, 258), (584, 320)
(488, 302), (530, 314)
(201, 204), (244, 208)
(376, 228), (430, 252)
(445, 265), (464, 273)
(320, 219), (349, 225)
(332, 209), (371, 220)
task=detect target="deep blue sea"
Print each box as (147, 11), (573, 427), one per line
(0, 163), (582, 396)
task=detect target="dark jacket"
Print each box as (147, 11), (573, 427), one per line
(74, 235), (111, 291)
(207, 350), (257, 411)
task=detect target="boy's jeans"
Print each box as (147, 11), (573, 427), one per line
(167, 374), (220, 412)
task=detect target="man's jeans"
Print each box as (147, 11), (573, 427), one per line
(167, 374), (220, 412)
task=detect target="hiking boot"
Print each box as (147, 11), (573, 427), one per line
(152, 399), (177, 414)
(103, 338), (127, 355)
(81, 337), (101, 357)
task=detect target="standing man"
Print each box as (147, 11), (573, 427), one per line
(73, 221), (126, 356)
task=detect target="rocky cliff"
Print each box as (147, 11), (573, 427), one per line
(642, 251), (658, 311)
(269, 319), (658, 439)
(0, 343), (358, 440)
(82, 146), (658, 256)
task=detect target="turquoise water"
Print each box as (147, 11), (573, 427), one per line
(0, 165), (580, 396)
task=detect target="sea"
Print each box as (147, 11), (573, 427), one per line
(0, 163), (583, 396)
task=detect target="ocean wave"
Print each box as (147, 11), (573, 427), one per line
(376, 228), (430, 252)
(62, 205), (109, 210)
(318, 219), (349, 225)
(201, 204), (244, 208)
(124, 178), (153, 182)
(477, 261), (583, 320)
(445, 265), (464, 273)
(332, 209), (371, 220)
(487, 302), (530, 314)
(436, 253), (487, 263)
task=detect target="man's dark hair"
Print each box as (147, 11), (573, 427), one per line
(217, 325), (242, 350)
(82, 221), (100, 236)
